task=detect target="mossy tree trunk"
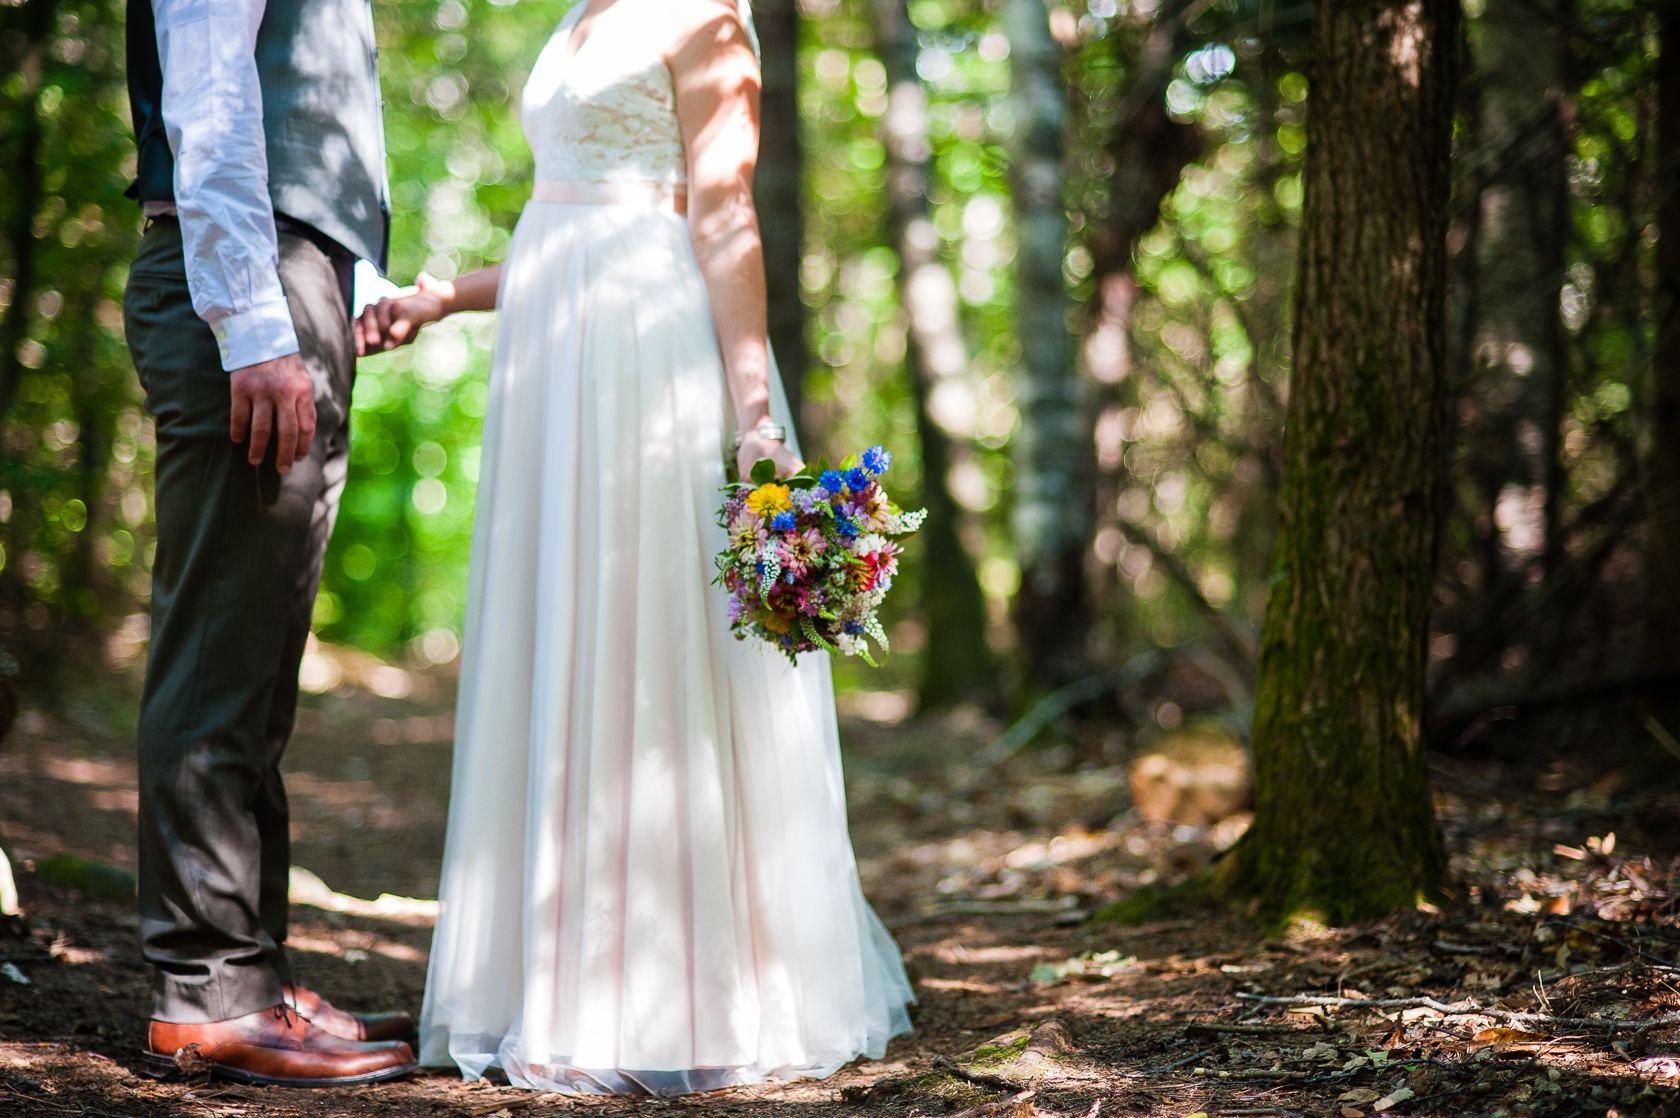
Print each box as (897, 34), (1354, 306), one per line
(753, 0), (806, 443)
(1227, 0), (1458, 927)
(872, 0), (995, 708)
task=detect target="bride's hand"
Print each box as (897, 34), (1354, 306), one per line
(355, 273), (451, 355)
(737, 431), (803, 482)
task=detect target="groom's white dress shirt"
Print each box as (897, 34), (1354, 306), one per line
(147, 0), (298, 372)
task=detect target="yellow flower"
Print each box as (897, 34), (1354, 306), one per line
(746, 483), (792, 517)
(761, 607), (794, 633)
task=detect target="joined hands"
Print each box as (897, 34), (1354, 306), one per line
(355, 273), (451, 355)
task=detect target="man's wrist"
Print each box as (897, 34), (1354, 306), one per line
(212, 300), (300, 372)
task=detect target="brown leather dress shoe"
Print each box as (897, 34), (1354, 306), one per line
(283, 983), (417, 1043)
(145, 1004), (416, 1087)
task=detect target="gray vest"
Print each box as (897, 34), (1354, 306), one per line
(128, 0), (391, 269)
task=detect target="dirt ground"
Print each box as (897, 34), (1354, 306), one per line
(2, 649), (1679, 1118)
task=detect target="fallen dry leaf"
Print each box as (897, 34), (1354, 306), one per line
(1472, 1027), (1544, 1050)
(1373, 1087), (1414, 1112)
(1338, 1089), (1383, 1104)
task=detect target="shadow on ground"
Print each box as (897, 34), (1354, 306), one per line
(2, 658), (1680, 1117)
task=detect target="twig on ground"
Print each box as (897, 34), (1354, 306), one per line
(1235, 992), (1680, 1032)
(1190, 1068), (1308, 1080)
(1412, 1021), (1475, 1042)
(889, 898), (1084, 927)
(2, 1082), (76, 1111)
(463, 1099), (532, 1117)
(1432, 941), (1522, 959)
(973, 651), (1166, 767)
(932, 1055), (1027, 1094)
(1159, 1048), (1216, 1072)
(1186, 1023), (1313, 1038)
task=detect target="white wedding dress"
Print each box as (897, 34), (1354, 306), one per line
(416, 0), (914, 1095)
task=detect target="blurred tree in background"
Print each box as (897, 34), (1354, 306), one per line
(0, 0), (145, 699)
(0, 0), (1673, 784)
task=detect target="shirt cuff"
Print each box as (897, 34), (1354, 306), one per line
(210, 300), (300, 372)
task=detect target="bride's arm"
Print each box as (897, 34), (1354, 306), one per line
(669, 0), (802, 479)
(354, 264), (502, 355)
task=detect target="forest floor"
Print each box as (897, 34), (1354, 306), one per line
(2, 645), (1679, 1118)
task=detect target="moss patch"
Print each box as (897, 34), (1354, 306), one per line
(968, 1030), (1030, 1067)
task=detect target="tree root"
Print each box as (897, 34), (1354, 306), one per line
(933, 1055), (1028, 1094)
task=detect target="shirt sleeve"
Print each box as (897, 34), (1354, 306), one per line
(154, 0), (300, 372)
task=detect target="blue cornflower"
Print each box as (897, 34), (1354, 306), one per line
(844, 468), (869, 491)
(862, 445), (891, 475)
(770, 511), (796, 532)
(836, 517), (860, 539)
(843, 621), (865, 635)
(819, 470), (846, 493)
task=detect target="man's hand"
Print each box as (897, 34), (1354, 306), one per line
(230, 352), (316, 472)
(354, 273), (450, 355)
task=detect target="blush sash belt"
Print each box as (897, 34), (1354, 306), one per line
(531, 180), (688, 214)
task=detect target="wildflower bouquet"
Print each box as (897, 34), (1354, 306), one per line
(715, 446), (925, 664)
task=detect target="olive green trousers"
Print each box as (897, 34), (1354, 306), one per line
(123, 218), (354, 1024)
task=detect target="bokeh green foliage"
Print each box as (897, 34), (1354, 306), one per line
(0, 0), (1666, 734)
(0, 0), (149, 688)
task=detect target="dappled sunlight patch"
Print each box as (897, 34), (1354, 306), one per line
(288, 865), (439, 924)
(297, 635), (436, 702)
(289, 930), (426, 963)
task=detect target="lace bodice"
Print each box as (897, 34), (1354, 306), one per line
(521, 0), (689, 188)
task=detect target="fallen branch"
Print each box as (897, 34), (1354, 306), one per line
(1158, 1048), (1215, 1073)
(1185, 1023), (1314, 1038)
(1113, 522), (1259, 669)
(973, 651), (1165, 767)
(1427, 668), (1680, 743)
(1432, 940), (1522, 959)
(933, 1056), (1028, 1094)
(948, 1090), (1038, 1118)
(1235, 993), (1680, 1032)
(887, 898), (1085, 928)
(1190, 1067), (1307, 1080)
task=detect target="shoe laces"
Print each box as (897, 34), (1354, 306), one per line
(271, 1001), (297, 1030)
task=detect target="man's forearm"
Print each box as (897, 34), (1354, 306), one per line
(154, 0), (300, 372)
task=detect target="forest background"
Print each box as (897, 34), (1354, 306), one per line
(0, 0), (1672, 776)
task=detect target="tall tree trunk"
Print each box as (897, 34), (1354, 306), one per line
(0, 0), (53, 433)
(1002, 0), (1088, 694)
(1646, 3), (1680, 702)
(1081, 12), (1202, 651)
(871, 0), (994, 708)
(1226, 0), (1457, 926)
(753, 0), (807, 444)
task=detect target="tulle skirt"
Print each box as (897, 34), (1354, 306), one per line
(415, 198), (914, 1095)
